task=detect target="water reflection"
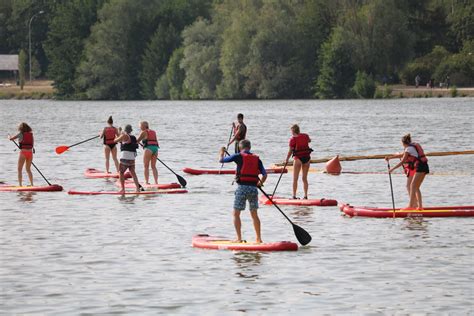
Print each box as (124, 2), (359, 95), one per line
(291, 207), (314, 223)
(232, 252), (262, 281)
(402, 217), (430, 238)
(18, 192), (35, 203)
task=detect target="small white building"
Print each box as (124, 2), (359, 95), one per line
(0, 54), (19, 86)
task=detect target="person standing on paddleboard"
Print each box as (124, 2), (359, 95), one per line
(228, 113), (247, 154)
(137, 121), (159, 185)
(114, 124), (140, 193)
(385, 133), (429, 209)
(8, 122), (34, 186)
(285, 124), (312, 199)
(99, 116), (120, 174)
(219, 139), (267, 243)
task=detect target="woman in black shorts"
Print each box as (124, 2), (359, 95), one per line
(285, 124), (312, 199)
(100, 116), (120, 174)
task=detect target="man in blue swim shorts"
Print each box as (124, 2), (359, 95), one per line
(219, 139), (267, 243)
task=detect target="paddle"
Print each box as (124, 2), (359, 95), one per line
(258, 186), (312, 246)
(220, 125), (234, 172)
(11, 140), (52, 186)
(55, 135), (100, 154)
(387, 161), (396, 218)
(271, 158), (288, 198)
(156, 157), (187, 188)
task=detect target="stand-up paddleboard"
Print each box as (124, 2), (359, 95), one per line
(183, 167), (287, 175)
(114, 180), (182, 189)
(192, 234), (298, 251)
(0, 184), (63, 192)
(259, 195), (337, 206)
(84, 168), (132, 179)
(340, 204), (474, 218)
(68, 189), (188, 195)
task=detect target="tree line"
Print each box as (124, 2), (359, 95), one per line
(0, 0), (472, 100)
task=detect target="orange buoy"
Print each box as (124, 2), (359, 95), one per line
(325, 155), (342, 175)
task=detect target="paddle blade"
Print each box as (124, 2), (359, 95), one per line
(176, 174), (187, 188)
(55, 146), (69, 154)
(292, 223), (312, 246)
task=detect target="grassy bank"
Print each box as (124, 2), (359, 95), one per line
(0, 80), (54, 100)
(1, 80), (473, 100)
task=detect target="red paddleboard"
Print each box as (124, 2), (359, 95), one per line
(84, 168), (132, 179)
(259, 195), (337, 206)
(0, 184), (63, 192)
(68, 189), (188, 195)
(183, 167), (287, 175)
(340, 204), (474, 218)
(114, 180), (181, 189)
(192, 234), (298, 251)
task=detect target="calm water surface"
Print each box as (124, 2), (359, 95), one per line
(0, 99), (473, 315)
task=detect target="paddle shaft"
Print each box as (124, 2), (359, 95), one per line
(68, 135), (100, 148)
(387, 161), (396, 217)
(11, 140), (51, 186)
(259, 187), (295, 225)
(271, 159), (288, 197)
(220, 125), (234, 170)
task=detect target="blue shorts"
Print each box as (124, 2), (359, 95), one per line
(234, 185), (258, 211)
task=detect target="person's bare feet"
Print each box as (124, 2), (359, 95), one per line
(256, 239), (263, 244)
(232, 239), (243, 243)
(118, 189), (125, 194)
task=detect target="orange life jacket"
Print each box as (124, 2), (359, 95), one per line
(404, 142), (428, 172)
(291, 133), (312, 158)
(103, 127), (116, 145)
(144, 129), (159, 147)
(19, 132), (34, 150)
(236, 152), (260, 185)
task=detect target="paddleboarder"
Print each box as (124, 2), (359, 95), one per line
(219, 139), (267, 243)
(99, 116), (120, 174)
(114, 124), (140, 193)
(285, 124), (312, 199)
(137, 121), (159, 185)
(385, 133), (430, 209)
(228, 113), (247, 153)
(8, 122), (34, 186)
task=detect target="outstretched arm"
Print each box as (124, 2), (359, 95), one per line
(8, 132), (20, 141)
(388, 152), (409, 173)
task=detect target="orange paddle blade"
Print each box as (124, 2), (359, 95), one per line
(55, 146), (69, 154)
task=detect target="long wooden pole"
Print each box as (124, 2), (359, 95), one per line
(275, 150), (474, 166)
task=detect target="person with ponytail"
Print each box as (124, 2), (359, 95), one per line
(385, 133), (430, 209)
(99, 116), (120, 174)
(8, 122), (34, 186)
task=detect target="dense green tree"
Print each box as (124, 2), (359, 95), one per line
(140, 24), (180, 99)
(18, 49), (27, 89)
(315, 28), (355, 99)
(76, 0), (162, 100)
(446, 0), (474, 52)
(44, 0), (103, 97)
(181, 18), (223, 99)
(166, 47), (186, 99)
(352, 71), (376, 98)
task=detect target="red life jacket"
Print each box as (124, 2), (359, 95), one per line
(404, 142), (428, 172)
(237, 152), (260, 185)
(103, 127), (116, 145)
(291, 133), (312, 159)
(19, 132), (34, 150)
(144, 129), (159, 147)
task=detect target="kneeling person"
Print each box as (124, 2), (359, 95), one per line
(114, 125), (141, 193)
(219, 139), (267, 243)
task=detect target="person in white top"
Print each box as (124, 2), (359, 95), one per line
(114, 125), (141, 193)
(385, 133), (430, 209)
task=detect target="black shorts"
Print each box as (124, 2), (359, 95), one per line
(105, 143), (116, 150)
(234, 141), (241, 154)
(298, 156), (311, 164)
(416, 162), (429, 174)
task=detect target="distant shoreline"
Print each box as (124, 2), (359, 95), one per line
(1, 80), (473, 100)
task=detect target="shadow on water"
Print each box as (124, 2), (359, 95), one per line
(18, 192), (35, 203)
(290, 206), (314, 223)
(402, 217), (430, 237)
(232, 252), (263, 281)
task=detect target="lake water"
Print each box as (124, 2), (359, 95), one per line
(0, 99), (473, 315)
